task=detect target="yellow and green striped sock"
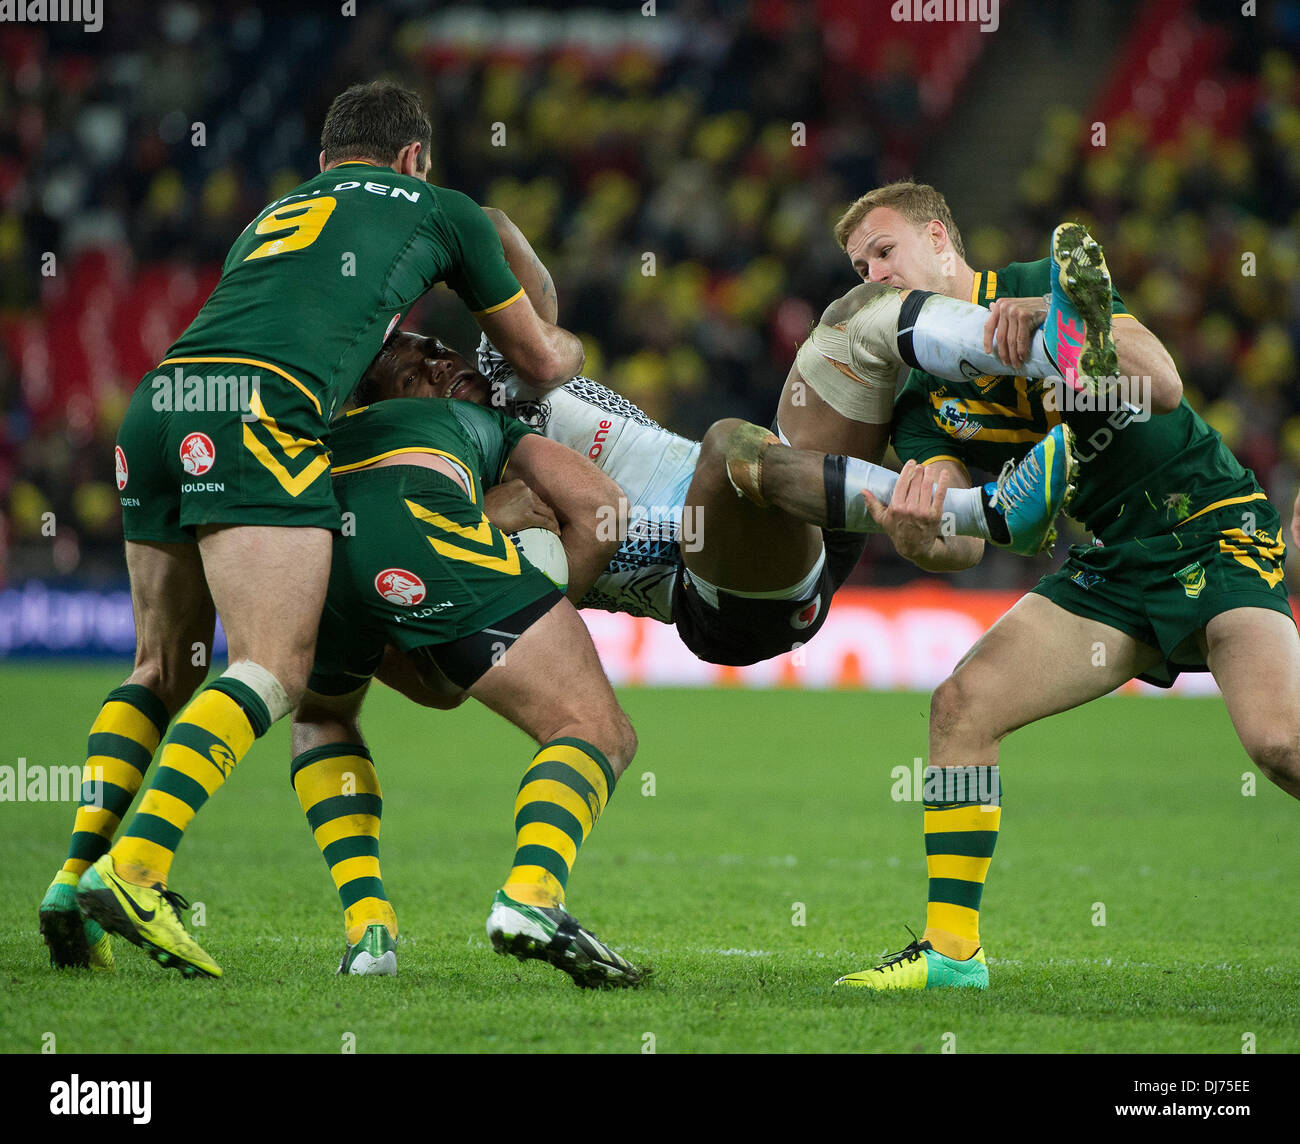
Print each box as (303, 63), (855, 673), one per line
(111, 679), (270, 887)
(292, 743), (396, 945)
(503, 738), (616, 908)
(60, 684), (170, 880)
(922, 764), (1001, 962)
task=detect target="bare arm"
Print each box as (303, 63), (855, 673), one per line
(984, 299), (1182, 414)
(503, 434), (622, 604)
(483, 207), (558, 325)
(865, 459), (984, 572)
(474, 290), (583, 393)
(1112, 316), (1182, 414)
(473, 205), (580, 391)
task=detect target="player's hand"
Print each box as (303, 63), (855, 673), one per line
(862, 459), (951, 563)
(983, 296), (1048, 371)
(484, 480), (560, 534)
(1290, 487), (1300, 549)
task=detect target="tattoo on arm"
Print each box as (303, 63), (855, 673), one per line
(533, 253), (553, 298)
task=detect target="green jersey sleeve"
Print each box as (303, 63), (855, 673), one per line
(431, 190), (524, 315)
(450, 401), (538, 486)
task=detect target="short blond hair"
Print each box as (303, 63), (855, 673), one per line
(833, 180), (965, 260)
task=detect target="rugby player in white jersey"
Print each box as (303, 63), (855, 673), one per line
(449, 212), (1081, 667)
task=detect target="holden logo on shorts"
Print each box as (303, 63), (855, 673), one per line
(179, 432), (216, 476)
(115, 446), (129, 491)
(790, 596), (822, 629)
(375, 568), (427, 606)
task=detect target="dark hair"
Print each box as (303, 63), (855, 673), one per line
(320, 80), (432, 168)
(352, 338), (401, 407)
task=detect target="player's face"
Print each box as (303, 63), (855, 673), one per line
(381, 332), (491, 404)
(845, 207), (947, 293)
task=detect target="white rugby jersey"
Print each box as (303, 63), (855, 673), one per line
(479, 337), (699, 622)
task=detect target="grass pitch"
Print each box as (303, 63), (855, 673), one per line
(1, 664), (1296, 1054)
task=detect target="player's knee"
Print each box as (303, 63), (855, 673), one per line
(929, 671), (997, 745)
(1250, 739), (1300, 787)
(589, 709), (637, 779)
(699, 418), (749, 466)
(128, 661), (203, 720)
(929, 674), (968, 739)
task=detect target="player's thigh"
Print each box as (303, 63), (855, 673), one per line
(197, 523), (333, 687)
(124, 539), (216, 707)
(683, 418), (823, 591)
(466, 597), (634, 774)
(935, 593), (1163, 741)
(775, 369), (889, 460)
(1203, 606), (1300, 764)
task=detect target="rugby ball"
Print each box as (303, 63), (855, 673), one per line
(508, 527), (569, 592)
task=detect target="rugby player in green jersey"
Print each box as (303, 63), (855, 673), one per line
(287, 391), (649, 987)
(819, 183), (1300, 990)
(45, 81), (587, 978)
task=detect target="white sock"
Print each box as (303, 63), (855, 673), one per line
(907, 293), (1057, 382)
(842, 458), (989, 539)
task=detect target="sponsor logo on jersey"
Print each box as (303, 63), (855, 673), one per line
(1069, 568), (1104, 591)
(114, 446), (128, 491)
(936, 399), (980, 441)
(790, 596), (822, 629)
(589, 418), (614, 461)
(508, 398), (551, 431)
(375, 568), (426, 606)
(179, 432), (216, 476)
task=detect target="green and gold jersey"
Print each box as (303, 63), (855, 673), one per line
(891, 259), (1261, 544)
(328, 397), (535, 503)
(165, 162), (523, 424)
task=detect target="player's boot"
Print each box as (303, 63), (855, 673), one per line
(485, 889), (649, 989)
(1045, 222), (1119, 396)
(39, 872), (114, 971)
(338, 923), (397, 976)
(76, 853), (221, 979)
(982, 422), (1076, 556)
(834, 935), (988, 990)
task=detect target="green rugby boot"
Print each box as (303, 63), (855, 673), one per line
(77, 854), (220, 979)
(338, 923), (397, 976)
(40, 872), (114, 971)
(834, 935), (988, 990)
(486, 889), (649, 989)
(1045, 221), (1119, 396)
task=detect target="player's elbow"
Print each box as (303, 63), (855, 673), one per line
(1147, 367), (1183, 415)
(515, 340), (583, 390)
